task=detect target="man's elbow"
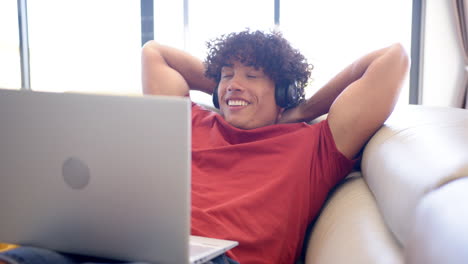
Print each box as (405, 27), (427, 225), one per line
(142, 40), (163, 62)
(389, 43), (410, 70)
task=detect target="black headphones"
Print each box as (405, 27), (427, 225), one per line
(212, 81), (300, 109)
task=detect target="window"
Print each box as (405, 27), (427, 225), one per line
(153, 0), (185, 50)
(186, 0), (274, 59)
(154, 0), (275, 105)
(280, 0), (412, 105)
(0, 1), (21, 90)
(27, 0), (141, 94)
(153, 0), (412, 106)
(7, 1), (413, 103)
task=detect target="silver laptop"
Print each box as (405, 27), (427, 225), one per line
(0, 89), (238, 264)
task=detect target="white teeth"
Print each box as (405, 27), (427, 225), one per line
(228, 100), (249, 106)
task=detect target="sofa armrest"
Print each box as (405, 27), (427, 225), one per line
(304, 105), (468, 264)
(361, 105), (468, 246)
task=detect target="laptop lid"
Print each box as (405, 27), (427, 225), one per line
(0, 89), (192, 263)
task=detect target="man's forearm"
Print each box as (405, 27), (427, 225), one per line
(142, 41), (216, 96)
(300, 45), (395, 121)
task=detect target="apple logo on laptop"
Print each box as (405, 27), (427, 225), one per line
(62, 157), (90, 189)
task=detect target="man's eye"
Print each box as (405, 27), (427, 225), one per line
(247, 75), (257, 78)
(221, 74), (233, 79)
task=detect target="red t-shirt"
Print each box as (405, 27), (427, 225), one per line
(190, 103), (355, 264)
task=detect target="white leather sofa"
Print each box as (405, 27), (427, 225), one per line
(303, 104), (468, 264)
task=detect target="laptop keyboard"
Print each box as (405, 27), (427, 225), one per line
(190, 243), (215, 255)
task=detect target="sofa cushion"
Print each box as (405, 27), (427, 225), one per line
(304, 172), (403, 264)
(405, 177), (468, 264)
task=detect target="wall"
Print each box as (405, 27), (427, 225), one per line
(421, 0), (465, 107)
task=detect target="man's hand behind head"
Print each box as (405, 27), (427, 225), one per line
(277, 102), (324, 124)
(277, 105), (304, 124)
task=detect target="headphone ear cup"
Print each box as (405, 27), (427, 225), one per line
(275, 82), (299, 108)
(275, 83), (288, 108)
(287, 82), (299, 107)
(212, 86), (220, 109)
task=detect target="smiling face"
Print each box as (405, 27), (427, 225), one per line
(216, 61), (284, 130)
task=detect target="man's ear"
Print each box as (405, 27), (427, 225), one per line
(276, 107), (286, 122)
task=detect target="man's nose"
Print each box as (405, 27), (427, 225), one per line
(227, 78), (244, 92)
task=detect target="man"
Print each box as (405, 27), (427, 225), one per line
(0, 29), (408, 264)
(141, 29), (409, 263)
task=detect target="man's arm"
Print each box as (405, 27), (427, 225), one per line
(281, 43), (409, 159)
(141, 40), (216, 96)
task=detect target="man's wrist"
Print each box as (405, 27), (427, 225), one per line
(299, 98), (327, 122)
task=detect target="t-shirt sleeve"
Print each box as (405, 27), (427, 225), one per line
(191, 102), (212, 124)
(311, 119), (358, 189)
(191, 102), (224, 137)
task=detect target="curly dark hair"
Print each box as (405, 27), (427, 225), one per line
(204, 29), (313, 102)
